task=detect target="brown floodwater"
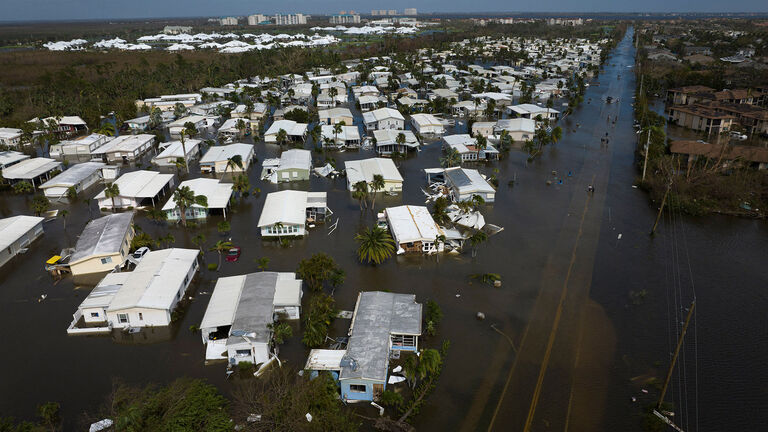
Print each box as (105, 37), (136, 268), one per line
(1, 28), (766, 431)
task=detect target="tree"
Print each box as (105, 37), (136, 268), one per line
(468, 230), (488, 257)
(173, 157), (186, 175)
(149, 106), (163, 129)
(31, 195), (50, 216)
(352, 180), (369, 211)
(12, 181), (33, 194)
(425, 300), (443, 336)
(65, 186), (78, 201)
(255, 257), (270, 271)
(395, 132), (407, 154)
(59, 209), (68, 230)
(37, 401), (61, 432)
(309, 124), (322, 147)
(104, 183), (120, 210)
(173, 102), (187, 119)
(210, 240), (233, 271)
(302, 293), (336, 347)
(441, 147), (462, 168)
(332, 120), (345, 147)
(550, 126), (563, 144)
(225, 154), (244, 174)
(369, 174), (385, 210)
(355, 226), (395, 265)
(276, 128), (288, 147)
(217, 220), (231, 234)
(391, 149), (404, 167)
(431, 196), (451, 225)
(171, 185), (208, 227)
(235, 118), (247, 137)
(475, 134), (488, 160)
(268, 322), (293, 345)
(95, 122), (116, 137)
(178, 121), (198, 173)
(192, 233), (206, 255)
(296, 253), (344, 292)
(232, 173), (250, 201)
(131, 232), (155, 250)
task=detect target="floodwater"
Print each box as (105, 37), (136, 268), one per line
(1, 28), (767, 431)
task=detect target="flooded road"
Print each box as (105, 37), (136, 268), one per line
(1, 27), (767, 431)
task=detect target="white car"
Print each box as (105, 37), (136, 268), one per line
(131, 247), (150, 263)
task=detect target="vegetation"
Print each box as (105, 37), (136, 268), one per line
(301, 293), (337, 348)
(30, 195), (50, 216)
(355, 226), (396, 265)
(130, 232), (155, 250)
(12, 181), (33, 194)
(267, 322), (293, 345)
(351, 181), (369, 211)
(424, 300), (443, 337)
(231, 367), (358, 431)
(296, 253), (345, 293)
(171, 185), (208, 227)
(209, 240), (233, 271)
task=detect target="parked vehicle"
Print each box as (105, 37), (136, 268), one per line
(226, 247), (241, 262)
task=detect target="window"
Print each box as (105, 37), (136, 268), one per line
(90, 312), (99, 318)
(235, 349), (251, 357)
(350, 384), (367, 393)
(117, 313), (128, 323)
(292, 171), (297, 178)
(138, 313), (143, 320)
(391, 334), (417, 348)
(100, 257), (112, 265)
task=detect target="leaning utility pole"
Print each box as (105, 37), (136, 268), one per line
(650, 182), (671, 236)
(642, 128), (651, 182)
(653, 301), (696, 432)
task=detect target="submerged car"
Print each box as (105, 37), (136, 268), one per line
(225, 247), (241, 262)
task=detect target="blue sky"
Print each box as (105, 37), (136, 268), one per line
(1, 1), (767, 21)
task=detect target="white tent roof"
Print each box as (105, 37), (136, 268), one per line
(385, 205), (443, 244)
(161, 178), (233, 211)
(107, 248), (199, 311)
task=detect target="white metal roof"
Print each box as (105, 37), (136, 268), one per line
(161, 178), (233, 211)
(0, 127), (21, 139)
(345, 158), (403, 188)
(385, 205), (443, 244)
(152, 139), (201, 162)
(495, 118), (536, 133)
(372, 129), (418, 147)
(320, 125), (360, 143)
(94, 170), (174, 199)
(0, 151), (29, 168)
(362, 107), (404, 124)
(93, 134), (154, 155)
(2, 158), (61, 180)
(257, 190), (313, 227)
(199, 274), (245, 330)
(200, 143), (253, 164)
(70, 212), (134, 263)
(265, 120), (308, 137)
(443, 134), (477, 154)
(40, 161), (105, 191)
(410, 113), (443, 128)
(107, 248), (199, 312)
(305, 349), (347, 371)
(278, 149), (311, 171)
(443, 167), (495, 196)
(78, 273), (129, 309)
(0, 215), (44, 252)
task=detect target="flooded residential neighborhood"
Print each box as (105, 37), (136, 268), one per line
(0, 7), (767, 432)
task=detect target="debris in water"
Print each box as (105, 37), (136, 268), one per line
(38, 294), (47, 303)
(641, 389), (649, 394)
(305, 413), (313, 422)
(476, 312), (486, 320)
(617, 234), (622, 240)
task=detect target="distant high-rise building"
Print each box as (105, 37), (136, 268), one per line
(388, 10), (398, 16)
(330, 13), (361, 24)
(404, 8), (417, 16)
(273, 13), (308, 25)
(378, 10), (387, 16)
(220, 17), (238, 26)
(247, 14), (269, 25)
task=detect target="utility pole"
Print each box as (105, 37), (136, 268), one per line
(642, 127), (651, 182)
(650, 182), (671, 236)
(653, 301), (696, 432)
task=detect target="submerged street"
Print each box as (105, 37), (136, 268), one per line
(0, 27), (767, 432)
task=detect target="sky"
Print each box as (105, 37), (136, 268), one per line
(1, 0), (767, 22)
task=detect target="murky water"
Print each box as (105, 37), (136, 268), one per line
(1, 28), (766, 431)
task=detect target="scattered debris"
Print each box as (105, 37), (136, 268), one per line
(476, 312), (486, 320)
(305, 413), (313, 422)
(89, 419), (114, 432)
(247, 414), (262, 423)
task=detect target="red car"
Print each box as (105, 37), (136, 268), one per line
(225, 247), (241, 262)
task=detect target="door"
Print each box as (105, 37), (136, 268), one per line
(373, 384), (384, 400)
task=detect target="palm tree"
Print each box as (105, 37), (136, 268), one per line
(395, 132), (407, 154)
(191, 233), (206, 255)
(235, 119), (247, 137)
(276, 128), (288, 147)
(178, 121), (198, 173)
(225, 154), (244, 174)
(232, 174), (250, 201)
(431, 196), (451, 225)
(550, 126), (563, 144)
(333, 121), (345, 147)
(355, 226), (395, 264)
(160, 233), (175, 248)
(255, 257), (270, 271)
(103, 183), (120, 210)
(173, 157), (186, 175)
(149, 107), (163, 129)
(94, 122), (116, 137)
(468, 230), (488, 258)
(475, 135), (488, 160)
(210, 240), (233, 271)
(12, 181), (33, 194)
(309, 124), (322, 148)
(369, 174), (385, 210)
(171, 185), (208, 227)
(272, 222), (285, 242)
(60, 209), (69, 230)
(352, 181), (369, 211)
(441, 148), (461, 168)
(328, 86), (338, 105)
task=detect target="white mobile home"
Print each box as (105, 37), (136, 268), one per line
(508, 103), (560, 121)
(199, 143), (254, 174)
(95, 170), (175, 209)
(70, 248), (199, 330)
(168, 115), (211, 139)
(68, 212), (134, 277)
(162, 178), (233, 221)
(0, 151), (30, 170)
(362, 108), (405, 132)
(425, 167), (496, 203)
(2, 157), (62, 188)
(443, 134), (500, 162)
(200, 272), (303, 365)
(49, 133), (110, 159)
(345, 158), (403, 193)
(0, 216), (44, 268)
(373, 129), (419, 155)
(264, 120), (308, 143)
(318, 107), (354, 125)
(410, 113), (446, 136)
(320, 124), (361, 149)
(151, 139), (201, 167)
(385, 205), (445, 254)
(260, 149), (311, 183)
(92, 134), (155, 163)
(257, 190), (330, 238)
(0, 128), (23, 149)
(40, 161), (106, 198)
(494, 118), (536, 141)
